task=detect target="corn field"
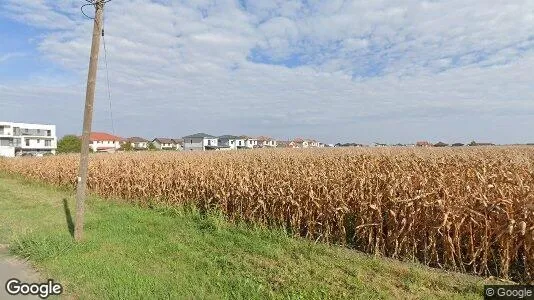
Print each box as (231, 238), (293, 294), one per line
(1, 147), (533, 282)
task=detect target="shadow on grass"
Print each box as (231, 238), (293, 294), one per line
(63, 198), (74, 238)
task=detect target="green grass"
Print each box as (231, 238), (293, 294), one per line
(0, 175), (493, 299)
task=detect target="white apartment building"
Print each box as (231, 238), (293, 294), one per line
(0, 121), (57, 157)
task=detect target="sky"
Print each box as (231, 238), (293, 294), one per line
(0, 0), (533, 145)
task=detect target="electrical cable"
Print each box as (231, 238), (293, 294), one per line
(81, 0), (115, 134)
(102, 9), (115, 135)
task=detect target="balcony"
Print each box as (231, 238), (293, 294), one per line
(0, 138), (14, 147)
(19, 131), (52, 137)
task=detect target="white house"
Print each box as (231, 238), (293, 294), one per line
(257, 136), (277, 148)
(88, 132), (123, 152)
(0, 121), (57, 157)
(218, 135), (241, 150)
(308, 139), (320, 147)
(173, 139), (184, 150)
(183, 133), (219, 151)
(126, 137), (149, 150)
(152, 138), (176, 150)
(241, 136), (258, 149)
(293, 138), (309, 148)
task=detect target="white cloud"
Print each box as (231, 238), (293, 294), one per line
(0, 52), (26, 63)
(1, 0), (534, 144)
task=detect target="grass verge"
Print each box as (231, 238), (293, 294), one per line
(0, 175), (494, 299)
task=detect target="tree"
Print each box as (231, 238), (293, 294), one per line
(121, 142), (133, 151)
(57, 135), (82, 153)
(147, 142), (157, 150)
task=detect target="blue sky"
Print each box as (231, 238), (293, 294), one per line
(1, 0), (534, 144)
(0, 19), (44, 80)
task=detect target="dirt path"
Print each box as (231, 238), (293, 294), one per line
(0, 244), (41, 299)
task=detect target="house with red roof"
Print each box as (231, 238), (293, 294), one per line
(88, 132), (124, 153)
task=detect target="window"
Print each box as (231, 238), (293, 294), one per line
(190, 139), (193, 144)
(230, 140), (234, 144)
(45, 140), (51, 147)
(25, 139), (30, 146)
(47, 130), (51, 136)
(37, 139), (40, 143)
(207, 139), (211, 146)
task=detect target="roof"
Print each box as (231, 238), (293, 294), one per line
(218, 135), (241, 139)
(257, 136), (273, 142)
(277, 141), (292, 147)
(183, 133), (217, 139)
(89, 132), (124, 142)
(153, 138), (175, 144)
(468, 142), (494, 146)
(239, 135), (257, 140)
(172, 138), (184, 145)
(127, 137), (148, 143)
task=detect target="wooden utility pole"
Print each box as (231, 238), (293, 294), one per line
(75, 0), (105, 242)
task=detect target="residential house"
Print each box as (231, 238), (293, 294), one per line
(416, 141), (432, 147)
(183, 133), (219, 151)
(241, 136), (258, 149)
(126, 137), (149, 150)
(308, 139), (320, 147)
(468, 141), (495, 146)
(152, 138), (176, 150)
(257, 136), (277, 148)
(276, 141), (293, 148)
(0, 121), (57, 157)
(173, 138), (184, 150)
(293, 138), (309, 148)
(218, 135), (242, 150)
(336, 142), (365, 147)
(89, 132), (123, 153)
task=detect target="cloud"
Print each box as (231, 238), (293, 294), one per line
(1, 0), (534, 144)
(0, 52), (26, 63)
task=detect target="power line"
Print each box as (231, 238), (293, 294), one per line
(102, 9), (115, 135)
(81, 0), (115, 135)
(81, 0), (112, 20)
